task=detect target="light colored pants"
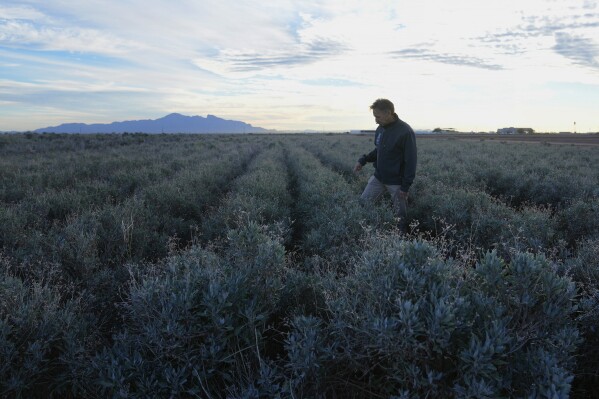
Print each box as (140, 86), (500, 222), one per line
(360, 175), (408, 230)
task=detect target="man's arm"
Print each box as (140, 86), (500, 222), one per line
(400, 131), (417, 193)
(354, 149), (377, 172)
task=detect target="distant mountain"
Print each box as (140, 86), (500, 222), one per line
(34, 113), (271, 134)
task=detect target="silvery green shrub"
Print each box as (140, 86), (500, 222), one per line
(201, 146), (292, 245)
(280, 234), (579, 398)
(0, 270), (91, 398)
(565, 238), (599, 397)
(285, 144), (394, 265)
(556, 198), (599, 246)
(81, 222), (288, 398)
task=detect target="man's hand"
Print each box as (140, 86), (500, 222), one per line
(353, 162), (363, 173)
(398, 190), (409, 200)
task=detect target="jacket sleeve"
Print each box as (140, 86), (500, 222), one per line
(358, 149), (377, 165)
(400, 131), (417, 192)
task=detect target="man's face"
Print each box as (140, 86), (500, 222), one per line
(372, 109), (394, 125)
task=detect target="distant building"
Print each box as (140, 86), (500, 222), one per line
(432, 127), (457, 133)
(349, 130), (376, 134)
(497, 127), (534, 134)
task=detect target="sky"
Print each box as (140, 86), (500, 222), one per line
(1, 0), (598, 133)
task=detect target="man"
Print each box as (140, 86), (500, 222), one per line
(353, 98), (417, 232)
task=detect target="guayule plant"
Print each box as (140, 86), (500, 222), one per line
(0, 270), (91, 399)
(201, 146), (292, 244)
(81, 222), (289, 398)
(556, 198), (599, 246)
(285, 144), (393, 264)
(0, 134), (261, 269)
(281, 234), (579, 398)
(567, 238), (599, 397)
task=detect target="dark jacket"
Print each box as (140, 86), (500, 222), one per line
(358, 114), (417, 192)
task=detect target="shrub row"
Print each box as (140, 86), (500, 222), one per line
(295, 135), (599, 254)
(409, 176), (599, 256)
(296, 135), (373, 194)
(2, 228), (580, 397)
(201, 142), (293, 244)
(0, 139), (261, 268)
(417, 139), (599, 207)
(283, 143), (394, 266)
(77, 223), (291, 398)
(299, 134), (599, 209)
(0, 136), (228, 205)
(284, 234), (579, 398)
(1, 134), (598, 397)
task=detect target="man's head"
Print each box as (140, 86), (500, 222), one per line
(370, 98), (396, 126)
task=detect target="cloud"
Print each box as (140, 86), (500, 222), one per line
(475, 6), (599, 57)
(301, 77), (364, 87)
(201, 38), (347, 76)
(0, 1), (301, 56)
(0, 19), (139, 55)
(518, 13), (599, 37)
(0, 4), (45, 20)
(0, 80), (165, 127)
(553, 32), (599, 68)
(390, 48), (503, 70)
(192, 7), (350, 79)
(0, 78), (154, 119)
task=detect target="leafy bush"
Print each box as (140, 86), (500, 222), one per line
(566, 238), (599, 397)
(556, 198), (599, 246)
(409, 179), (515, 252)
(0, 266), (91, 398)
(281, 234), (579, 398)
(80, 222), (288, 398)
(285, 144), (394, 265)
(201, 146), (292, 244)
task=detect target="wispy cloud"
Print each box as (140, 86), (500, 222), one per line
(475, 4), (599, 63)
(480, 13), (599, 42)
(0, 4), (45, 20)
(229, 39), (346, 71)
(196, 37), (347, 77)
(390, 48), (503, 70)
(0, 19), (139, 55)
(0, 1), (301, 56)
(301, 77), (364, 87)
(553, 32), (599, 68)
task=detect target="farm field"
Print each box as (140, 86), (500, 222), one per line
(419, 132), (599, 147)
(1, 132), (599, 398)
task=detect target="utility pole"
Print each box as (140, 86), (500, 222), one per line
(574, 121), (576, 134)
